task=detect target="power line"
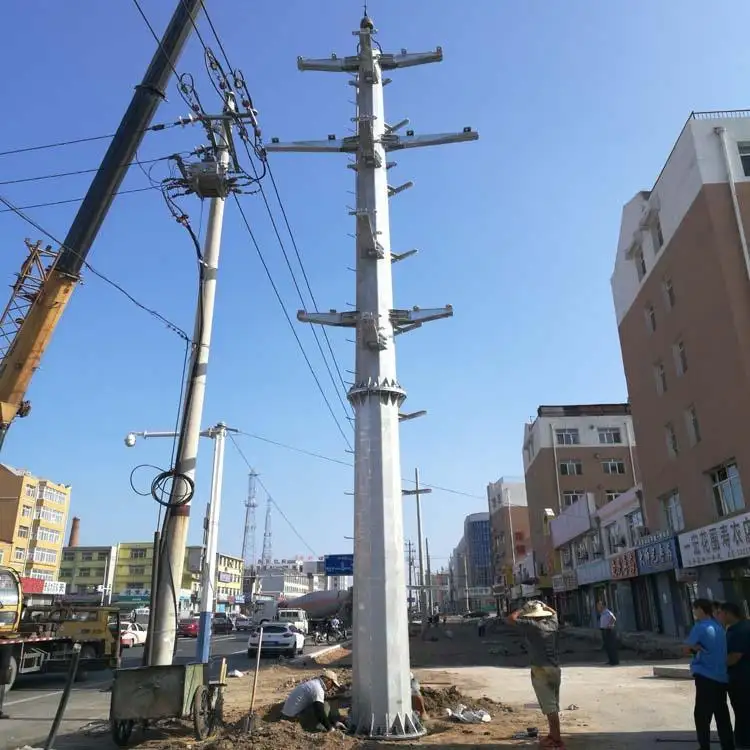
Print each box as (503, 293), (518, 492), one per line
(228, 434), (316, 557)
(233, 429), (484, 500)
(0, 186), (157, 214)
(0, 192), (190, 340)
(231, 194), (353, 451)
(0, 122), (180, 159)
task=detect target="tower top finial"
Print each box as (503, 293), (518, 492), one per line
(360, 15), (374, 31)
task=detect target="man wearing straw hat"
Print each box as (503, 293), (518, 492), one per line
(508, 600), (565, 750)
(281, 670), (346, 733)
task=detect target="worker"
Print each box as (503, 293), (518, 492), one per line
(280, 670), (346, 733)
(410, 671), (428, 718)
(718, 601), (750, 749)
(508, 600), (565, 750)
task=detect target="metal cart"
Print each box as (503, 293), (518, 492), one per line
(109, 662), (224, 746)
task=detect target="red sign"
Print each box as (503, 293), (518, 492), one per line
(609, 551), (637, 580)
(19, 577), (45, 594)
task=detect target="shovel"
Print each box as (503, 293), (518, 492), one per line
(243, 626), (264, 734)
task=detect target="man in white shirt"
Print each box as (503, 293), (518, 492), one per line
(281, 670), (346, 732)
(596, 601), (619, 666)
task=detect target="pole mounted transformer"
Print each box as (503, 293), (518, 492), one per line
(266, 14), (478, 739)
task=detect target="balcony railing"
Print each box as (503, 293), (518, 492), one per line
(690, 109), (750, 120)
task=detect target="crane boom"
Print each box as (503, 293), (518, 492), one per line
(0, 0), (203, 450)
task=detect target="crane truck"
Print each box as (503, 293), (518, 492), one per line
(0, 567), (120, 689)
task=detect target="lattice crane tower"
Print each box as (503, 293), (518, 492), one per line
(265, 13), (478, 739)
(241, 471), (258, 572)
(260, 495), (273, 568)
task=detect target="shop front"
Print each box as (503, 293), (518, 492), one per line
(553, 570), (581, 625)
(608, 550), (638, 632)
(634, 532), (685, 636)
(575, 558), (611, 628)
(679, 511), (750, 611)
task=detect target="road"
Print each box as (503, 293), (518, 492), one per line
(0, 633), (324, 750)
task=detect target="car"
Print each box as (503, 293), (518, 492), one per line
(178, 618), (199, 638)
(235, 616), (251, 631)
(212, 613), (234, 635)
(247, 623), (305, 659)
(120, 621), (148, 648)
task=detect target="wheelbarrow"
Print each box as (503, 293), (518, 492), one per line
(109, 662), (224, 746)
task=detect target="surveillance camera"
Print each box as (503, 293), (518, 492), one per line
(124, 433), (137, 448)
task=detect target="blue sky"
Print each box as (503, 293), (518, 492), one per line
(0, 0), (748, 568)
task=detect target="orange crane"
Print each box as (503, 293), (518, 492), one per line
(0, 0), (201, 450)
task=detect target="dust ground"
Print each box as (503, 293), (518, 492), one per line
(67, 621), (695, 749)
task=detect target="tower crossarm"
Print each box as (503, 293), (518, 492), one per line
(296, 48), (443, 74)
(391, 306), (454, 335)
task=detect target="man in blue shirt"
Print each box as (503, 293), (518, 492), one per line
(685, 598), (734, 750)
(719, 602), (750, 749)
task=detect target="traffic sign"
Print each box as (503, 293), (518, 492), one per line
(324, 554), (354, 576)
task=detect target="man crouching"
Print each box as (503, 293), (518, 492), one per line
(280, 670), (346, 733)
(508, 600), (565, 749)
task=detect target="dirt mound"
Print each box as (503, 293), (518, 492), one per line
(420, 684), (515, 715)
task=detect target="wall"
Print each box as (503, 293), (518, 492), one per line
(550, 493), (597, 549)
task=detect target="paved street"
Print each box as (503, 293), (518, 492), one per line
(0, 633), (322, 750)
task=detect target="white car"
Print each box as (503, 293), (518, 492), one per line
(120, 621), (148, 648)
(247, 623), (305, 659)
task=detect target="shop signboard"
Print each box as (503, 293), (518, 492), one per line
(609, 550), (637, 580)
(576, 558), (611, 586)
(552, 575), (565, 593)
(218, 572), (232, 584)
(562, 570), (578, 591)
(636, 536), (678, 575)
(678, 511), (750, 568)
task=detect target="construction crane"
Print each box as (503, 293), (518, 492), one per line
(0, 0), (202, 451)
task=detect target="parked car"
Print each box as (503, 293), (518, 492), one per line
(235, 616), (251, 631)
(212, 613), (234, 635)
(247, 623), (305, 659)
(178, 618), (199, 638)
(120, 621), (147, 648)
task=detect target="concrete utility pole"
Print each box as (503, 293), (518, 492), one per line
(403, 468), (431, 635)
(406, 540), (413, 609)
(425, 537), (433, 614)
(266, 15), (477, 738)
(151, 100), (237, 668)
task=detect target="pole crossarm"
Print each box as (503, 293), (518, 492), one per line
(297, 306), (453, 338)
(296, 47), (442, 75)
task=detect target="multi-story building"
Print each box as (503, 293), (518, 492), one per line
(215, 553), (243, 612)
(59, 544), (117, 604)
(487, 478), (530, 609)
(522, 405), (638, 598)
(450, 513), (492, 612)
(611, 110), (750, 608)
(0, 464), (70, 582)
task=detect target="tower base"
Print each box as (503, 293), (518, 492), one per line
(349, 709), (426, 739)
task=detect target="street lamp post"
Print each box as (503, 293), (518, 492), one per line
(402, 469), (432, 637)
(124, 421), (237, 663)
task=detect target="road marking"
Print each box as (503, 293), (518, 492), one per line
(6, 689), (64, 706)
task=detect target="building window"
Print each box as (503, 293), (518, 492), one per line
(685, 405), (701, 446)
(555, 428), (580, 446)
(602, 459), (626, 475)
(654, 360), (667, 395)
(626, 510), (645, 545)
(63, 551), (74, 562)
(17, 526), (29, 539)
(598, 427), (622, 445)
(634, 247), (647, 281)
(35, 507), (64, 525)
(78, 568), (91, 577)
(738, 142), (750, 177)
(21, 505), (32, 518)
(662, 277), (675, 309)
(126, 582), (146, 590)
(559, 460), (583, 476)
(129, 566), (146, 576)
(605, 490), (620, 504)
(36, 528), (61, 544)
(665, 422), (679, 458)
(130, 549), (147, 559)
(661, 490), (685, 532)
(652, 216), (664, 253)
(644, 304), (656, 334)
(80, 551), (93, 561)
(97, 552), (108, 561)
(562, 491), (585, 508)
(59, 567), (72, 578)
(710, 462), (745, 517)
(14, 547), (24, 561)
(672, 340), (688, 377)
(604, 523), (620, 555)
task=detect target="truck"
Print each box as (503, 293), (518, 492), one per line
(0, 567), (120, 689)
(276, 608), (309, 635)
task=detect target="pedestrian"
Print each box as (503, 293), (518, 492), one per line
(596, 601), (619, 666)
(718, 602), (750, 749)
(685, 598), (734, 750)
(280, 670), (346, 733)
(508, 600), (565, 749)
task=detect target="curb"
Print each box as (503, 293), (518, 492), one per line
(652, 665), (692, 679)
(291, 640), (352, 665)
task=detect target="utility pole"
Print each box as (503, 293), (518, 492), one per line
(197, 422), (237, 663)
(425, 537), (433, 615)
(151, 97), (245, 667)
(265, 15), (477, 737)
(403, 468), (431, 635)
(406, 541), (413, 610)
